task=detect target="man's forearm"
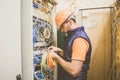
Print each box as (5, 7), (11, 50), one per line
(55, 55), (82, 77)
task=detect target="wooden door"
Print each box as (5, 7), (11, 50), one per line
(80, 9), (112, 80)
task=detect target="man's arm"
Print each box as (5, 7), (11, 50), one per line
(55, 55), (83, 77)
(50, 38), (89, 77)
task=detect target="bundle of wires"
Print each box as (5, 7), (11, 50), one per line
(41, 51), (56, 80)
(46, 51), (56, 69)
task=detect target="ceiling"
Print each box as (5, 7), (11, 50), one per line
(55, 0), (115, 12)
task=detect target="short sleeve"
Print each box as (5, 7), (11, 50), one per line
(72, 38), (89, 61)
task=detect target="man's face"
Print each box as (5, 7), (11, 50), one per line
(58, 20), (70, 33)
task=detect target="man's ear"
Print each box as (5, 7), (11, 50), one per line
(69, 19), (73, 25)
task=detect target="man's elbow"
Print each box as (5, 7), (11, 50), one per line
(71, 70), (80, 77)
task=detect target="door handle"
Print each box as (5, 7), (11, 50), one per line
(16, 74), (21, 80)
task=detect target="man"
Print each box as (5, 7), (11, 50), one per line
(48, 8), (92, 80)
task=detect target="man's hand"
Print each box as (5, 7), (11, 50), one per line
(47, 50), (58, 60)
(47, 46), (63, 57)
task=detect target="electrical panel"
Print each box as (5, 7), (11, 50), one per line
(32, 0), (57, 80)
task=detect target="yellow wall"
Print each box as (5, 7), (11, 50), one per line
(115, 9), (120, 80)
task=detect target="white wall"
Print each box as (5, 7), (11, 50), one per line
(0, 0), (21, 80)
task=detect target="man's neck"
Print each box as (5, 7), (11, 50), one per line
(70, 24), (78, 30)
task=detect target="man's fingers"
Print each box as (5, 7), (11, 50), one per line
(48, 46), (54, 50)
(48, 47), (53, 50)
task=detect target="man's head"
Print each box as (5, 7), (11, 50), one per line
(55, 8), (76, 32)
